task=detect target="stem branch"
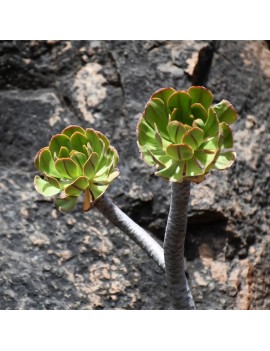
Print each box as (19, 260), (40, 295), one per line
(164, 181), (196, 310)
(95, 194), (165, 271)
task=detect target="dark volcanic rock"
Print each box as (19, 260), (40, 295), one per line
(0, 40), (269, 309)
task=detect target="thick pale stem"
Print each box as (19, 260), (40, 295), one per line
(95, 195), (165, 271)
(164, 181), (196, 310)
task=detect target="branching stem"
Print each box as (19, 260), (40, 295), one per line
(95, 194), (165, 271)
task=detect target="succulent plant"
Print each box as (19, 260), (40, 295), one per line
(137, 86), (237, 183)
(34, 125), (119, 212)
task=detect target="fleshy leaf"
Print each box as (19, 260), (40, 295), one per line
(70, 132), (89, 153)
(45, 174), (61, 189)
(96, 131), (110, 150)
(151, 87), (175, 105)
(62, 125), (86, 137)
(214, 152), (236, 170)
(191, 103), (208, 122)
(39, 149), (61, 178)
(188, 86), (213, 109)
(55, 196), (77, 212)
(34, 175), (61, 197)
(59, 146), (70, 158)
(85, 129), (104, 155)
(185, 157), (204, 176)
(83, 152), (99, 179)
(137, 117), (157, 147)
(64, 176), (89, 196)
(155, 160), (180, 180)
(70, 151), (87, 174)
(34, 147), (48, 170)
(213, 100), (237, 125)
(166, 144), (194, 161)
(219, 122), (233, 149)
(151, 87), (175, 115)
(143, 98), (169, 139)
(200, 137), (219, 150)
(167, 121), (186, 144)
(192, 119), (204, 129)
(204, 108), (219, 138)
(168, 91), (191, 121)
(146, 149), (166, 167)
(170, 108), (192, 125)
(194, 149), (217, 168)
(94, 169), (120, 185)
(55, 158), (79, 179)
(49, 134), (71, 157)
(89, 183), (108, 201)
(182, 127), (204, 150)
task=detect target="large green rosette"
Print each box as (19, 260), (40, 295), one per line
(137, 86), (237, 183)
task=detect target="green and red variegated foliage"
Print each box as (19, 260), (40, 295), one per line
(34, 126), (119, 212)
(137, 86), (237, 183)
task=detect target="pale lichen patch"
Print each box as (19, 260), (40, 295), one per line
(73, 63), (107, 123)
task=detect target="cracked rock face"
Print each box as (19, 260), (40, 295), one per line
(0, 40), (269, 309)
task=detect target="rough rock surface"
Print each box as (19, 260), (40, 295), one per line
(0, 40), (269, 309)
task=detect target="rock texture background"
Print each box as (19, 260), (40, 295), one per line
(0, 40), (269, 309)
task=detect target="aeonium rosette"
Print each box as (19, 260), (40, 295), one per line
(137, 86), (237, 183)
(34, 125), (119, 212)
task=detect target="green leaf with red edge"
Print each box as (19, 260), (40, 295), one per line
(70, 132), (89, 153)
(168, 91), (191, 121)
(55, 158), (79, 179)
(204, 108), (219, 138)
(200, 137), (219, 150)
(89, 183), (108, 201)
(82, 145), (90, 157)
(155, 160), (184, 181)
(96, 131), (110, 150)
(151, 87), (175, 104)
(185, 157), (204, 176)
(143, 98), (169, 139)
(70, 151), (87, 174)
(151, 87), (175, 115)
(191, 103), (208, 122)
(34, 147), (48, 170)
(64, 176), (89, 196)
(137, 117), (157, 147)
(59, 146), (70, 158)
(108, 146), (119, 167)
(34, 175), (61, 197)
(182, 127), (204, 150)
(83, 152), (99, 179)
(85, 129), (105, 155)
(49, 134), (71, 157)
(219, 122), (233, 149)
(166, 143), (194, 161)
(93, 169), (119, 185)
(213, 100), (237, 125)
(62, 125), (86, 137)
(214, 151), (236, 170)
(188, 86), (213, 109)
(39, 149), (61, 178)
(192, 119), (204, 129)
(44, 174), (61, 189)
(147, 147), (171, 165)
(55, 196), (77, 212)
(167, 121), (186, 144)
(170, 108), (192, 125)
(194, 149), (217, 168)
